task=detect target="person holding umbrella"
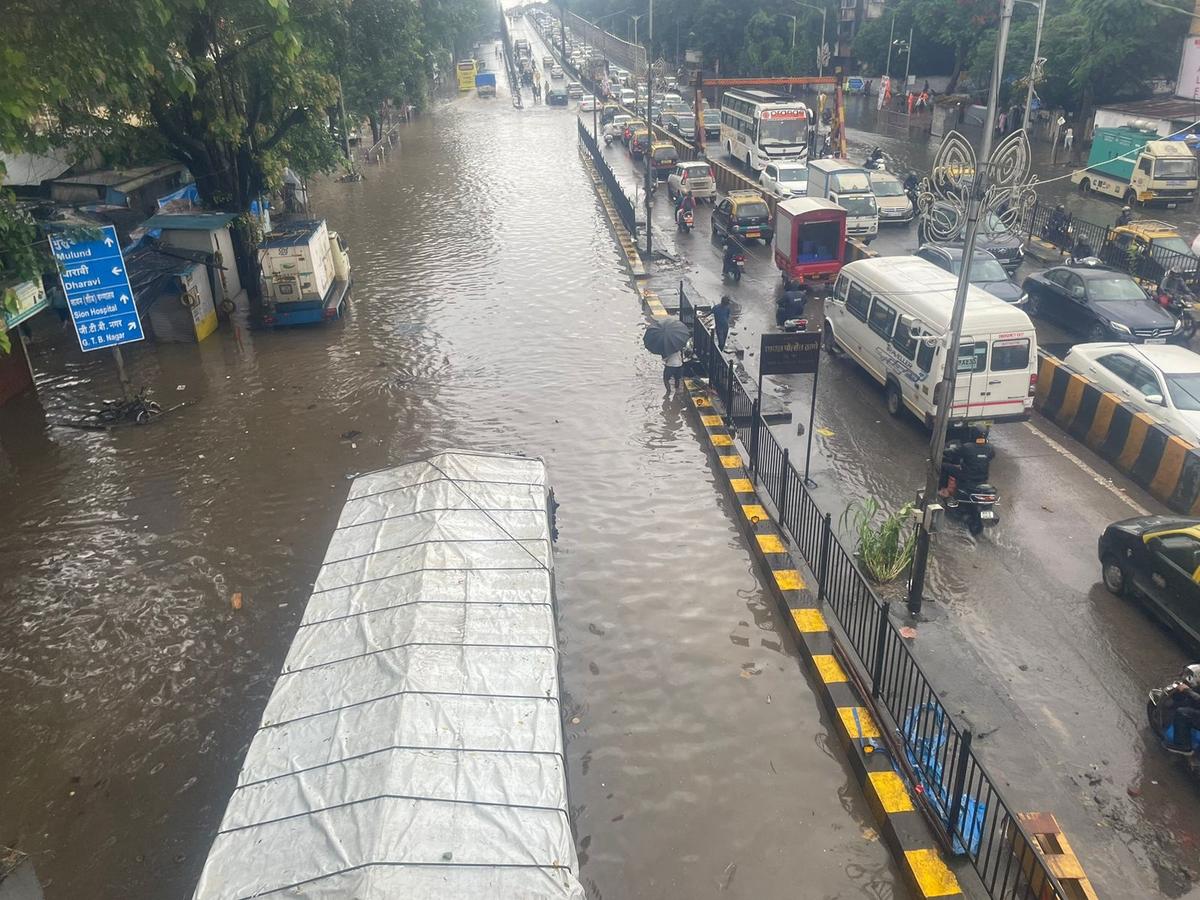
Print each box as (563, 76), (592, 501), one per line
(643, 317), (692, 396)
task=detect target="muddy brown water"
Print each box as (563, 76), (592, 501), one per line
(0, 61), (902, 899)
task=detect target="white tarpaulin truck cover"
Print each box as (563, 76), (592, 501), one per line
(193, 450), (584, 899)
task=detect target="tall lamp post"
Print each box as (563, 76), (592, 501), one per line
(1016, 0), (1046, 132)
(795, 1), (828, 77)
(781, 14), (798, 72)
(907, 0), (1016, 616)
(893, 29), (912, 91)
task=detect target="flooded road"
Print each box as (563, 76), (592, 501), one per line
(0, 44), (902, 900)
(602, 96), (1200, 897)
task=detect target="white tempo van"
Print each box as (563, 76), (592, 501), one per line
(823, 256), (1039, 427)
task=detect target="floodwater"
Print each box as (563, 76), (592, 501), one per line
(602, 94), (1200, 897)
(0, 45), (902, 900)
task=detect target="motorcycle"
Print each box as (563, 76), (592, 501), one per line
(1148, 667), (1200, 769)
(676, 208), (694, 233)
(722, 253), (746, 282)
(943, 481), (1000, 536)
(1155, 289), (1199, 338)
(604, 132), (613, 146)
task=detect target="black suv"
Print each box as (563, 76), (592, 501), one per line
(918, 202), (1025, 275)
(1022, 262), (1184, 343)
(914, 245), (1025, 304)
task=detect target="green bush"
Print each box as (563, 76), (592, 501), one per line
(840, 499), (917, 584)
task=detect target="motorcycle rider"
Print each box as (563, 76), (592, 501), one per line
(939, 426), (995, 501)
(1158, 266), (1194, 306)
(1116, 205), (1134, 227)
(675, 191), (696, 226)
(1045, 204), (1071, 247)
(865, 147), (885, 170)
(1068, 236), (1094, 265)
(722, 240), (742, 279)
(1163, 665), (1200, 753)
(775, 289), (807, 328)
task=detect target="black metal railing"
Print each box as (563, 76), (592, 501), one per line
(678, 281), (1069, 900)
(498, 10), (523, 109)
(577, 120), (638, 236)
(1023, 199), (1199, 287)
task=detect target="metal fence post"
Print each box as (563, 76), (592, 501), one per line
(749, 400), (760, 478)
(1026, 199), (1037, 244)
(871, 601), (890, 698)
(725, 359), (735, 412)
(817, 512), (832, 603)
(778, 448), (790, 523)
(944, 729), (974, 842)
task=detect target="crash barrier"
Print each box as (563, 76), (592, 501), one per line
(1035, 354), (1200, 514)
(681, 284), (1071, 900)
(1023, 200), (1198, 287)
(561, 10), (646, 75)
(577, 120), (639, 237)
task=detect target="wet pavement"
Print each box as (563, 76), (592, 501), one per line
(600, 91), (1200, 897)
(0, 30), (905, 900)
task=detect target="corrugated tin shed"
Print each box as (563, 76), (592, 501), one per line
(193, 450), (583, 900)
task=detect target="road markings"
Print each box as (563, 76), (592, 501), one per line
(1024, 421), (1150, 515)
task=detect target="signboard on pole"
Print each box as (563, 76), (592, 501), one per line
(50, 226), (144, 352)
(760, 332), (821, 375)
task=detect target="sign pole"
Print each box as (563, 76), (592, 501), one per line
(112, 347), (134, 402)
(803, 334), (821, 487)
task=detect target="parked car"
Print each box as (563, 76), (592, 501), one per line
(1099, 515), (1200, 650)
(1022, 262), (1185, 343)
(667, 161), (717, 202)
(1064, 343), (1200, 441)
(919, 202), (1024, 273)
(566, 82), (584, 100)
(546, 87), (569, 106)
(914, 245), (1025, 304)
(759, 161), (808, 199)
(712, 190), (773, 244)
(869, 171), (915, 223)
(551, 65), (564, 79)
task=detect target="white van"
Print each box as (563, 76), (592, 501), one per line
(824, 256), (1038, 427)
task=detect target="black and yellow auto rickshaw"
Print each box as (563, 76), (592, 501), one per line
(600, 102), (621, 125)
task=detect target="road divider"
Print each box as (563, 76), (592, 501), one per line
(1034, 354), (1200, 513)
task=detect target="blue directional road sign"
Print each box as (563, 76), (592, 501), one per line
(49, 225), (145, 352)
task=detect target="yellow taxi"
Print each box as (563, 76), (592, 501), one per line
(1102, 219), (1200, 284)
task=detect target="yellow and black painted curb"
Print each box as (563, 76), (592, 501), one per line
(578, 147), (646, 278)
(684, 377), (967, 900)
(1035, 354), (1200, 514)
(639, 287), (669, 319)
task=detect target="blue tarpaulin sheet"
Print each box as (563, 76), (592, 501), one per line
(903, 704), (986, 856)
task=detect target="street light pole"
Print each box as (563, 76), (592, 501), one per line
(1022, 0), (1046, 132)
(907, 0), (1016, 616)
(903, 26), (913, 89)
(885, 14), (896, 77)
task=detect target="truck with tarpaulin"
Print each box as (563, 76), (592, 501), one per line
(773, 197), (847, 289)
(1071, 125), (1199, 207)
(476, 71), (497, 97)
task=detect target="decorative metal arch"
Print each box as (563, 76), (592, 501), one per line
(916, 129), (1039, 243)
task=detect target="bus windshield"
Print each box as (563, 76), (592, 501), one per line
(759, 117), (806, 145)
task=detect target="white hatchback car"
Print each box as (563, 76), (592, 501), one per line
(579, 94), (597, 111)
(1062, 342), (1200, 442)
(605, 114), (632, 139)
(759, 161), (808, 198)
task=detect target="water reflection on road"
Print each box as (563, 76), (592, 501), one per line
(0, 60), (901, 899)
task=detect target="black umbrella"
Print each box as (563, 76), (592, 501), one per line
(643, 318), (690, 356)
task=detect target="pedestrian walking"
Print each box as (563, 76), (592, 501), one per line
(712, 295), (733, 350)
(906, 91), (914, 115)
(1063, 127), (1074, 153)
(662, 349), (684, 394)
(997, 111), (1007, 135)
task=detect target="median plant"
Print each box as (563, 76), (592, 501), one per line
(840, 499), (918, 584)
